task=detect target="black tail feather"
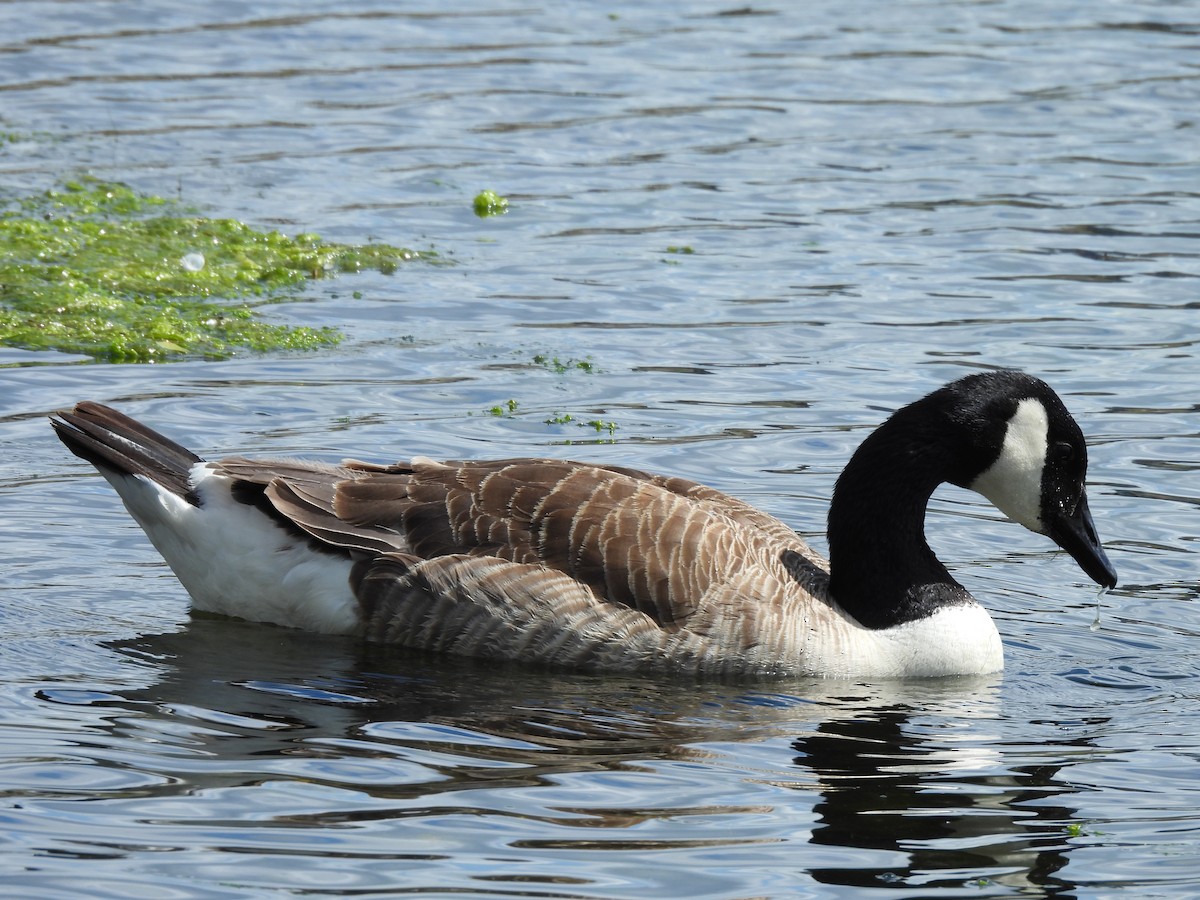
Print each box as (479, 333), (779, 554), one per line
(51, 402), (203, 504)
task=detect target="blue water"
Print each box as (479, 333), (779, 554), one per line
(1, 1), (1197, 896)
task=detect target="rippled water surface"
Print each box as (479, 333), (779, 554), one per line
(1, 1), (1197, 897)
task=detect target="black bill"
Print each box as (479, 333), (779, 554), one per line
(1047, 494), (1118, 588)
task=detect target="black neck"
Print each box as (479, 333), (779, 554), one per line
(826, 403), (971, 629)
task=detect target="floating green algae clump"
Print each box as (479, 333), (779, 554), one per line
(0, 178), (436, 363)
(472, 189), (508, 218)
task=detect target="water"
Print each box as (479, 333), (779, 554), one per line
(1, 1), (1197, 896)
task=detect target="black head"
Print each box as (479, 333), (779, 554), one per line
(936, 371), (1117, 588)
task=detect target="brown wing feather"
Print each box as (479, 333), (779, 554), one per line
(265, 478), (403, 554)
(331, 458), (814, 629)
(210, 456), (403, 555)
(201, 452), (822, 640)
(353, 550), (815, 676)
(217, 456), (348, 488)
(353, 552), (721, 672)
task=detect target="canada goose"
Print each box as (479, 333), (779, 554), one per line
(51, 371), (1116, 678)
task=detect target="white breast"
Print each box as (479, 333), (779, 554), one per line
(789, 603), (1004, 678)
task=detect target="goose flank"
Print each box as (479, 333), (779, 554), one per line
(50, 370), (1117, 678)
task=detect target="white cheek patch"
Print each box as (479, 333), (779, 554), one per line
(969, 398), (1049, 533)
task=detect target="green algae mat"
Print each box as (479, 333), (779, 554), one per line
(0, 178), (436, 363)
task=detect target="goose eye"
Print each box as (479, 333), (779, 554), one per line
(1051, 441), (1075, 464)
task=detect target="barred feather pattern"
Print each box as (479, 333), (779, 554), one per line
(354, 553), (815, 677)
(235, 455), (841, 675)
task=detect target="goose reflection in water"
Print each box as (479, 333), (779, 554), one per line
(794, 705), (1091, 896)
(38, 621), (1102, 896)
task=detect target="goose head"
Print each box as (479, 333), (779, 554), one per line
(946, 371), (1117, 589)
(828, 370), (1116, 629)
